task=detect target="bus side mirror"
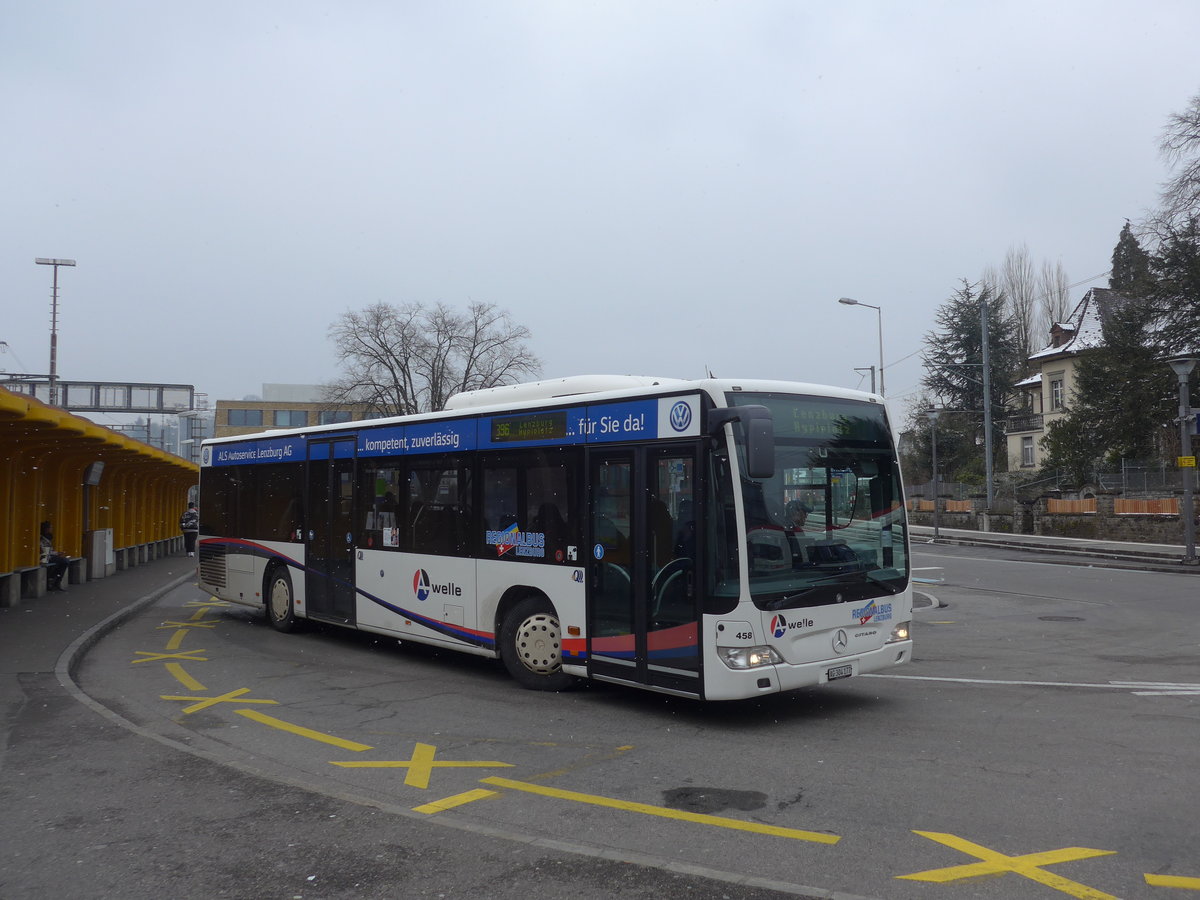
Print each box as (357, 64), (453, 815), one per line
(745, 412), (775, 479)
(708, 405), (775, 479)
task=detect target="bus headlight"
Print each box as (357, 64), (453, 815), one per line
(717, 645), (780, 669)
(888, 621), (911, 643)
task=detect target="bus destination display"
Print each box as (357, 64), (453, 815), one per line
(490, 410), (569, 443)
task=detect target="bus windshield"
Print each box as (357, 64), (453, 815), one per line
(728, 392), (908, 611)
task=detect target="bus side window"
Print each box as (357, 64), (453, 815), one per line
(482, 463), (519, 555)
(409, 458), (471, 556)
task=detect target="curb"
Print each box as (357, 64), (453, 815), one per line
(55, 572), (195, 688)
(912, 531), (1200, 575)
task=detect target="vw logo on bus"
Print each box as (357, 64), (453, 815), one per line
(669, 400), (693, 432)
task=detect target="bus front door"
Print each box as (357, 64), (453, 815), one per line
(305, 438), (357, 624)
(588, 446), (700, 695)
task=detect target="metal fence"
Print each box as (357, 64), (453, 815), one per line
(906, 480), (974, 500)
(1096, 461), (1182, 494)
(908, 460), (1185, 509)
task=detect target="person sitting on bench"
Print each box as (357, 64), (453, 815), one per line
(40, 521), (69, 592)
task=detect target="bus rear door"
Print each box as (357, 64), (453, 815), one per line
(305, 437), (357, 624)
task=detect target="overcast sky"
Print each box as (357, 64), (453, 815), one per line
(4, 1), (1199, 428)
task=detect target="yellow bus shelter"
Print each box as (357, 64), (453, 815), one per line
(0, 386), (198, 605)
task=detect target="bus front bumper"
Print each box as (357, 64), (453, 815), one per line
(705, 639), (913, 701)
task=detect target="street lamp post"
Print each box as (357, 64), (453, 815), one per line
(980, 291), (994, 511)
(35, 257), (76, 407)
(838, 297), (884, 396)
(1167, 355), (1198, 566)
(926, 408), (941, 539)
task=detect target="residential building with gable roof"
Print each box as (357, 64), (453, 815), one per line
(1004, 287), (1130, 471)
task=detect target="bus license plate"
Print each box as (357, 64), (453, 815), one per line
(827, 664), (853, 681)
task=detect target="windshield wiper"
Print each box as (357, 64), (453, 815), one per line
(762, 569), (901, 608)
(760, 573), (859, 608)
(865, 570), (902, 594)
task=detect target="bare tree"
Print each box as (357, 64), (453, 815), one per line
(1159, 90), (1200, 230)
(1037, 259), (1072, 332)
(982, 244), (1038, 362)
(324, 300), (541, 415)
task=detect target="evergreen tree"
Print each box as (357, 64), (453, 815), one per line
(1040, 414), (1100, 487)
(1041, 222), (1185, 482)
(917, 280), (1022, 482)
(1067, 290), (1170, 465)
(1109, 221), (1154, 296)
(1152, 217), (1200, 356)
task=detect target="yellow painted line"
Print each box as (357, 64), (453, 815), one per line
(186, 599), (229, 607)
(132, 648), (206, 664)
(165, 662), (205, 691)
(413, 789), (498, 814)
(189, 609), (211, 623)
(165, 629), (189, 651)
(235, 709), (373, 751)
(161, 687), (278, 715)
(331, 742), (513, 789)
(1147, 873), (1200, 889)
(480, 776), (839, 845)
(899, 831), (1116, 900)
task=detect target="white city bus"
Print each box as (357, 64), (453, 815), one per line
(197, 375), (911, 700)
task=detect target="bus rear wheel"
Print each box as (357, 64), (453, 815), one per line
(500, 597), (576, 691)
(266, 566), (298, 633)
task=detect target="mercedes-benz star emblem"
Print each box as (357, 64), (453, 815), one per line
(833, 629), (849, 653)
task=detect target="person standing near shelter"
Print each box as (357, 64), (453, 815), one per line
(40, 521), (69, 591)
(180, 501), (199, 557)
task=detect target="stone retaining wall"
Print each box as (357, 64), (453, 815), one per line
(907, 492), (1198, 543)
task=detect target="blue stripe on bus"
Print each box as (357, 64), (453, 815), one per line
(202, 539), (498, 650)
(206, 396), (691, 465)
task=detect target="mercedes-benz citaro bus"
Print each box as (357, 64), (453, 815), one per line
(197, 375), (911, 700)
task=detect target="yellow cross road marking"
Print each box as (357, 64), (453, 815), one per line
(159, 619), (217, 629)
(165, 662), (206, 691)
(235, 709), (373, 751)
(186, 599), (229, 608)
(161, 688), (278, 715)
(481, 776), (840, 845)
(1147, 873), (1200, 889)
(899, 831), (1117, 899)
(331, 742), (514, 789)
(413, 789), (499, 814)
(133, 649), (208, 664)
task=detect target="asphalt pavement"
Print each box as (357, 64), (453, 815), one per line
(0, 532), (1190, 898)
(0, 556), (817, 900)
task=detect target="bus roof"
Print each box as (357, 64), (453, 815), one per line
(202, 376), (882, 446)
(442, 375), (684, 409)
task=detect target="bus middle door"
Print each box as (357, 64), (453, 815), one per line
(306, 437), (357, 624)
(588, 446), (701, 695)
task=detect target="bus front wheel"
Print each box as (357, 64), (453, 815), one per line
(500, 597), (575, 691)
(266, 566), (298, 633)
